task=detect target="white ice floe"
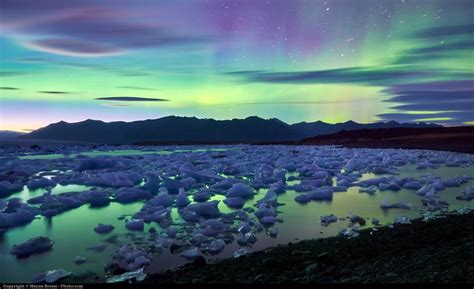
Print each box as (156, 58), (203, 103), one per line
(32, 269), (71, 284)
(233, 248), (248, 258)
(106, 268), (147, 283)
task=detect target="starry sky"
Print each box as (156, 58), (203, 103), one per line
(0, 0), (473, 132)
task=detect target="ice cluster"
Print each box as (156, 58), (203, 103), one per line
(1, 144), (473, 279)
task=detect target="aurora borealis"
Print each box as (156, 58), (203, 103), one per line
(0, 0), (473, 132)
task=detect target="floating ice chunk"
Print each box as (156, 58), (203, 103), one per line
(116, 188), (151, 204)
(201, 219), (226, 233)
(234, 248), (248, 258)
(223, 197), (245, 208)
(106, 268), (147, 283)
(371, 218), (380, 225)
(76, 157), (116, 171)
(380, 199), (412, 210)
(237, 232), (257, 245)
(74, 256), (87, 264)
(358, 177), (389, 187)
(308, 187), (333, 201)
(256, 188), (278, 206)
(393, 216), (411, 225)
(176, 188), (191, 208)
(254, 203), (277, 219)
(320, 214), (338, 227)
(208, 239), (225, 254)
(0, 208), (36, 229)
(141, 173), (161, 194)
(340, 226), (360, 238)
(126, 219), (144, 231)
(181, 247), (200, 260)
(27, 177), (56, 191)
(456, 186), (474, 201)
(193, 189), (212, 202)
(359, 186), (377, 194)
(166, 226), (178, 238)
(226, 183), (255, 199)
(237, 222), (252, 234)
(179, 162), (223, 182)
(268, 227), (278, 238)
(403, 181), (422, 190)
(259, 216), (276, 226)
(417, 184), (435, 196)
(0, 181), (23, 198)
(161, 177), (184, 194)
(294, 193), (310, 204)
(87, 172), (142, 188)
(10, 236), (54, 258)
(148, 191), (174, 207)
(378, 182), (401, 191)
(186, 201), (221, 218)
(94, 224), (115, 234)
(32, 269), (71, 284)
(348, 213), (366, 226)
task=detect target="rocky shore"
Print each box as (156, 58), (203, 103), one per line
(146, 210), (474, 284)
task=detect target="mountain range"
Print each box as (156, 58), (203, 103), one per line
(20, 116), (441, 144)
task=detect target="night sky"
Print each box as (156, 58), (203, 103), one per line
(0, 0), (473, 132)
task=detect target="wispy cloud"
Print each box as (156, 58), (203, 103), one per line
(37, 90), (70, 94)
(95, 96), (169, 102)
(0, 86), (20, 90)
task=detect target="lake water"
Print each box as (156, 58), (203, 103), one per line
(0, 146), (472, 282)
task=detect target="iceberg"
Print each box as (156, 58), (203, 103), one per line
(94, 223), (115, 234)
(115, 187), (151, 204)
(208, 239), (226, 254)
(320, 214), (338, 227)
(126, 219), (144, 231)
(380, 199), (412, 210)
(10, 236), (54, 258)
(223, 197), (245, 208)
(32, 269), (71, 284)
(226, 183), (255, 199)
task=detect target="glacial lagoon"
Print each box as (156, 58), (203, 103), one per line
(0, 145), (473, 282)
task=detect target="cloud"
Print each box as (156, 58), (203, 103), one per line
(228, 67), (432, 86)
(95, 96), (169, 102)
(0, 3), (210, 57)
(37, 91), (70, 94)
(0, 71), (27, 77)
(23, 38), (122, 57)
(116, 86), (160, 91)
(412, 24), (474, 39)
(0, 86), (20, 90)
(381, 80), (474, 125)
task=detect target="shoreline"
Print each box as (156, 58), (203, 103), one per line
(143, 210), (474, 284)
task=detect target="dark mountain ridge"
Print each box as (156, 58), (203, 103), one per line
(22, 116), (441, 144)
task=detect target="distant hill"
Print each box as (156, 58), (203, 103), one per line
(0, 130), (25, 138)
(298, 126), (474, 154)
(292, 120), (441, 138)
(22, 116), (442, 144)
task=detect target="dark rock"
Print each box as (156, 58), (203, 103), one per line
(262, 257), (277, 267)
(305, 263), (320, 275)
(193, 255), (206, 267)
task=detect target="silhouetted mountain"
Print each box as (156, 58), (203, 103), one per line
(0, 130), (25, 138)
(292, 120), (441, 138)
(22, 116), (442, 144)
